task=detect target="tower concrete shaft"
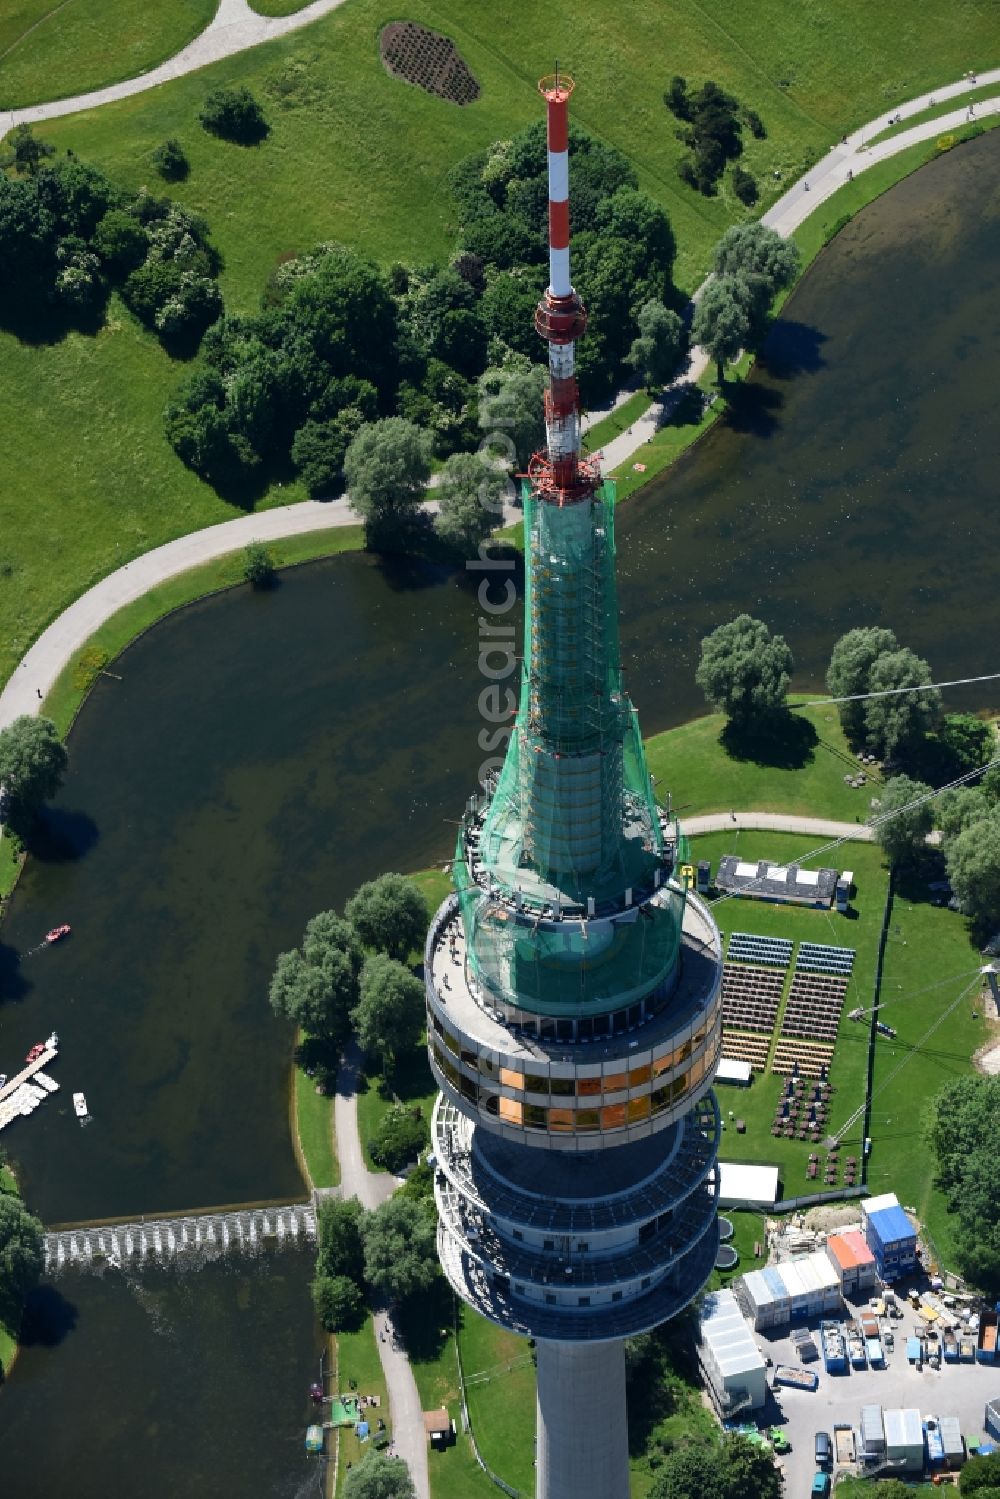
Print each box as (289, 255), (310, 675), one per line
(426, 74), (722, 1499)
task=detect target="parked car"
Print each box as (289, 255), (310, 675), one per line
(812, 1473), (831, 1498)
(815, 1431), (832, 1468)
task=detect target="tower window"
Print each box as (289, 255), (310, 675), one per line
(578, 1296), (591, 1307)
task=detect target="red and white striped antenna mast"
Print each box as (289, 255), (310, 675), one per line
(530, 71), (600, 505)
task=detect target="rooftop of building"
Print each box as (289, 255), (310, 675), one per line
(716, 856), (838, 902)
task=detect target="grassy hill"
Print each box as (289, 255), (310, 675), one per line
(1, 0), (997, 692)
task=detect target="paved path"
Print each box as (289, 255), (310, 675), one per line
(681, 811), (873, 842)
(334, 1041), (429, 1499)
(0, 0), (351, 138)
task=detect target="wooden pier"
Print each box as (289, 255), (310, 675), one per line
(0, 1042), (59, 1132)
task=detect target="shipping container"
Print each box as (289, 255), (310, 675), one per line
(860, 1404), (885, 1456)
(940, 1416), (965, 1469)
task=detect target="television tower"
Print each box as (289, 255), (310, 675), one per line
(425, 74), (723, 1499)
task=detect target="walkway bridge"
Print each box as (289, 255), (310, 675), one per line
(44, 1201), (317, 1273)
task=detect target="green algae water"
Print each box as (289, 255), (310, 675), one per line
(0, 129), (997, 1484)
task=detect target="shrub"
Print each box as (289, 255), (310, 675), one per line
(731, 165), (758, 206)
(151, 138), (189, 181)
(199, 86), (269, 144)
(243, 542), (276, 587)
(312, 1272), (366, 1332)
(369, 1104), (428, 1173)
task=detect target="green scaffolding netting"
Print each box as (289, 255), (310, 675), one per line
(454, 480), (690, 1016)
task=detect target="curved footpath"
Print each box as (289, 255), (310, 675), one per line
(682, 811), (873, 841)
(1, 62), (999, 723)
(0, 0), (351, 137)
(334, 1040), (430, 1499)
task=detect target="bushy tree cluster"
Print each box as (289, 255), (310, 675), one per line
(941, 773), (1000, 936)
(826, 626), (941, 757)
(0, 135), (221, 349)
(449, 121), (678, 400)
(664, 77), (765, 200)
(310, 1190), (439, 1336)
(692, 222), (799, 382)
(369, 1103), (428, 1173)
(872, 774), (933, 867)
(268, 909), (363, 1055)
(344, 1449), (416, 1499)
(199, 86), (269, 145)
(0, 1191), (44, 1332)
(650, 1433), (781, 1499)
(927, 1076), (1000, 1292)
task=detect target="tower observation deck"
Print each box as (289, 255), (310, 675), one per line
(425, 74), (722, 1499)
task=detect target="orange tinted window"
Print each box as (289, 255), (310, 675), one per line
(499, 1097), (523, 1124)
(601, 1103), (626, 1129)
(500, 1068), (524, 1091)
(576, 1077), (602, 1096)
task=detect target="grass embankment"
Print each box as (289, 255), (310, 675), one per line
(355, 1040), (438, 1175)
(2, 3), (996, 695)
(334, 1315), (390, 1494)
(0, 0), (215, 110)
(294, 1056), (338, 1190)
(645, 702), (878, 822)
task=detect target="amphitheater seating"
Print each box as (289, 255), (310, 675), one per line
(771, 1039), (834, 1078)
(721, 963), (785, 1034)
(796, 942), (856, 975)
(718, 1032), (770, 1071)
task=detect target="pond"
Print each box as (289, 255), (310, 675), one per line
(0, 128), (997, 1477)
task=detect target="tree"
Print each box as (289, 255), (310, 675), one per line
(940, 713), (994, 775)
(343, 1449), (416, 1499)
(316, 1196), (366, 1283)
(2, 124), (54, 176)
(353, 955), (425, 1076)
(151, 138), (189, 181)
(370, 1104), (428, 1173)
(945, 812), (1000, 934)
(627, 299), (686, 390)
(961, 1452), (1000, 1494)
(343, 419), (432, 551)
(731, 165), (758, 206)
(0, 1193), (44, 1322)
(199, 86), (269, 144)
(872, 775), (933, 866)
(291, 408), (369, 497)
(872, 1483), (910, 1499)
(0, 716), (67, 825)
(434, 452), (509, 556)
(719, 1435), (782, 1499)
(695, 615), (793, 725)
(938, 786), (990, 843)
(691, 276), (751, 383)
(361, 1195), (438, 1302)
(864, 647), (941, 759)
(92, 208), (148, 275)
(345, 873), (428, 962)
(650, 1444), (725, 1499)
(712, 221), (799, 329)
(243, 541), (275, 587)
(477, 363), (547, 470)
(312, 1272), (366, 1332)
(927, 1075), (1000, 1203)
(826, 626), (899, 744)
(268, 909), (362, 1048)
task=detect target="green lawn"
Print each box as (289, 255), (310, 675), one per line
(709, 1209), (767, 1290)
(248, 0), (314, 13)
(0, 0), (215, 110)
(646, 702), (880, 822)
(689, 832), (890, 1193)
(0, 836), (21, 900)
(294, 1057), (338, 1189)
(864, 862), (989, 1271)
(582, 390), (650, 455)
(457, 1304), (537, 1496)
(1, 1165), (22, 1375)
(334, 1315), (391, 1493)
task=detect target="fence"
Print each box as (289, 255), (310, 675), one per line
(862, 871), (895, 1185)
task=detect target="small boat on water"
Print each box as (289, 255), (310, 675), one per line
(26, 1042), (46, 1063)
(45, 924), (71, 944)
(73, 1092), (88, 1118)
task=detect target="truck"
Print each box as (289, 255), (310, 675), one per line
(866, 1337), (885, 1368)
(834, 1425), (856, 1465)
(774, 1364), (819, 1391)
(977, 1307), (999, 1365)
(848, 1326), (867, 1369)
(906, 1336), (923, 1366)
(925, 1419), (945, 1466)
